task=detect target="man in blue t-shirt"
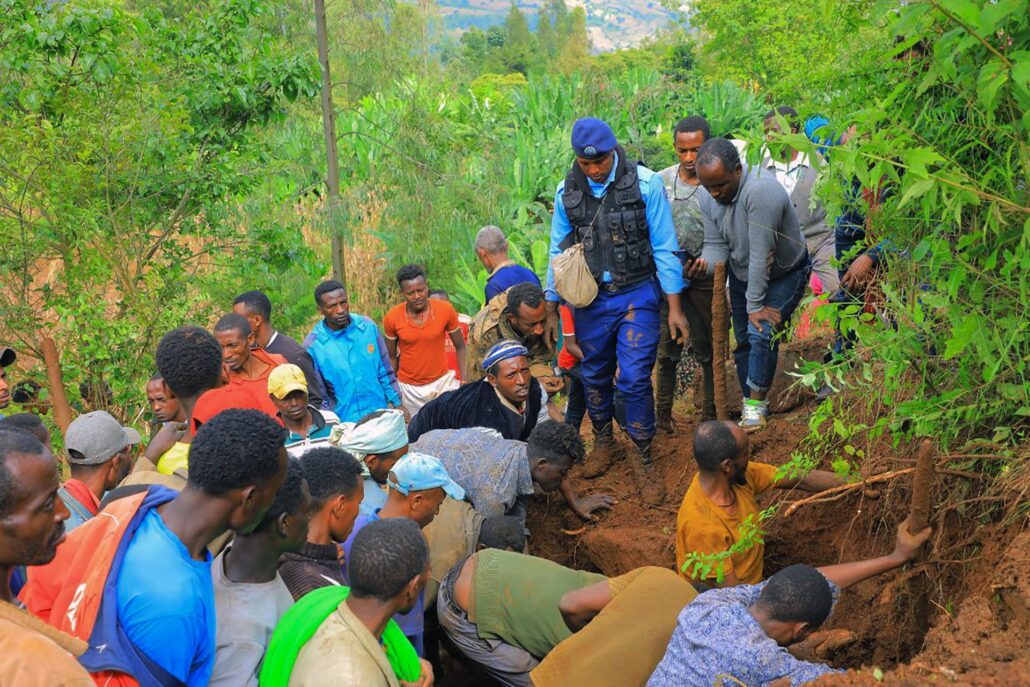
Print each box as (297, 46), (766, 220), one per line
(475, 225), (542, 304)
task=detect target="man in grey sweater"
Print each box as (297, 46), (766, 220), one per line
(692, 137), (812, 431)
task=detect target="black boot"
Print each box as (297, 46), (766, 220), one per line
(583, 423), (617, 479)
(631, 438), (665, 505)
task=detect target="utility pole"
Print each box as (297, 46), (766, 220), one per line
(313, 0), (346, 287)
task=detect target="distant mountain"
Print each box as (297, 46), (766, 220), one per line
(436, 0), (678, 52)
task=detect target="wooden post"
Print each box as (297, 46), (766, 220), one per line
(711, 262), (730, 420)
(40, 335), (73, 437)
(907, 438), (935, 640)
(313, 0), (347, 288)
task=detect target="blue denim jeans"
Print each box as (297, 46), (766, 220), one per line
(728, 258), (812, 394)
(573, 280), (661, 442)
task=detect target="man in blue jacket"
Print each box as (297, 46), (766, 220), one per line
(306, 280), (403, 423)
(544, 118), (687, 505)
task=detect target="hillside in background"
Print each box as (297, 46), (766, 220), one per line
(437, 0), (678, 51)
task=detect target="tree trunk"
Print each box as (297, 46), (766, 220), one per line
(313, 0), (346, 287)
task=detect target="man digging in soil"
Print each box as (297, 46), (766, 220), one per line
(677, 421), (844, 587)
(649, 517), (932, 687)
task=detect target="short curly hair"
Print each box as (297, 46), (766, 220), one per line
(696, 137), (741, 173)
(187, 409), (287, 496)
(299, 446), (364, 508)
(155, 327), (223, 399)
(479, 516), (526, 551)
(504, 282), (545, 316)
(214, 312), (252, 338)
(0, 429), (47, 518)
(256, 459), (307, 530)
(526, 420), (585, 465)
(0, 413), (49, 446)
(233, 290), (272, 320)
(396, 264), (427, 286)
(348, 518), (429, 601)
(693, 421), (740, 472)
(314, 280), (346, 307)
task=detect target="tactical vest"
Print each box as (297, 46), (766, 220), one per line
(560, 145), (655, 289)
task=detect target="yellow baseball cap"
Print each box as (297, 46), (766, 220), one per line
(268, 363), (307, 400)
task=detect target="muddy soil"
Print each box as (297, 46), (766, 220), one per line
(437, 337), (1027, 685)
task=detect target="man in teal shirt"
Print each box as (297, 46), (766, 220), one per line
(306, 280), (403, 423)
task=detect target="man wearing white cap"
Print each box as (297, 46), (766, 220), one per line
(331, 408), (410, 515)
(59, 410), (140, 531)
(267, 363), (340, 458)
(342, 452), (465, 657)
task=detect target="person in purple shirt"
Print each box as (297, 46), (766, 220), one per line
(341, 452), (464, 657)
(475, 225), (542, 304)
(648, 518), (931, 687)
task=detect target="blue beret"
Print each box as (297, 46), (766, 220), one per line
(571, 118), (616, 159)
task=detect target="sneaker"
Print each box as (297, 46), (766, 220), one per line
(739, 399), (768, 433)
(583, 424), (617, 479)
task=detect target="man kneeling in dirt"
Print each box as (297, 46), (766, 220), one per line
(677, 420), (844, 586)
(649, 518), (932, 686)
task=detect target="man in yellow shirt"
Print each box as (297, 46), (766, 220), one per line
(676, 421), (843, 586)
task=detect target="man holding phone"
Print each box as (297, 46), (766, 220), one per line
(656, 116), (717, 429)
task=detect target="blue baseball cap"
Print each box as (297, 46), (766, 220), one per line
(387, 452), (465, 500)
(571, 117), (617, 159)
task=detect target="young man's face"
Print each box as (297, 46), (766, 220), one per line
(532, 454), (573, 493)
(0, 450), (70, 567)
(508, 303), (547, 341)
(400, 276), (429, 313)
(488, 356), (531, 407)
(318, 289), (351, 330)
(674, 130), (706, 177)
(409, 487), (446, 528)
(231, 303), (262, 339)
(272, 389), (309, 423)
(329, 487), (363, 543)
(215, 329), (251, 372)
(366, 446), (407, 485)
(575, 151), (615, 184)
(146, 379), (180, 423)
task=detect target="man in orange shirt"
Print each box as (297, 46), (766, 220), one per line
(191, 313), (286, 432)
(384, 265), (467, 417)
(676, 421), (843, 587)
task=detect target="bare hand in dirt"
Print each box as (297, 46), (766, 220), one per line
(840, 254), (875, 291)
(788, 629), (857, 661)
(748, 306), (782, 331)
(543, 303), (560, 352)
(893, 516), (932, 561)
(145, 421), (186, 462)
(400, 659), (434, 687)
(572, 493), (616, 521)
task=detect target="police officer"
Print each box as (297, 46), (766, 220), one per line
(544, 118), (688, 505)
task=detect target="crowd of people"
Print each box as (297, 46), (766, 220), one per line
(0, 112), (922, 687)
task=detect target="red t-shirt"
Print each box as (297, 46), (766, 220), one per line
(557, 304), (579, 370)
(191, 348), (285, 433)
(383, 299), (461, 386)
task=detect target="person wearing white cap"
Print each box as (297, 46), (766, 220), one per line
(341, 451), (465, 658)
(331, 408), (410, 515)
(59, 410), (140, 531)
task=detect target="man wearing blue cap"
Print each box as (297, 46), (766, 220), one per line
(341, 452), (464, 657)
(544, 117), (688, 504)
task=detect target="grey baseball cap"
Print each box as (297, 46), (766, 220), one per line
(65, 411), (142, 465)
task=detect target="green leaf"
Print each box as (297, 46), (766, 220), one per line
(977, 59), (1009, 115)
(943, 315), (977, 360)
(897, 178), (934, 208)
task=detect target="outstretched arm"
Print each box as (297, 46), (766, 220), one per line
(818, 518), (931, 590)
(776, 469), (845, 493)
